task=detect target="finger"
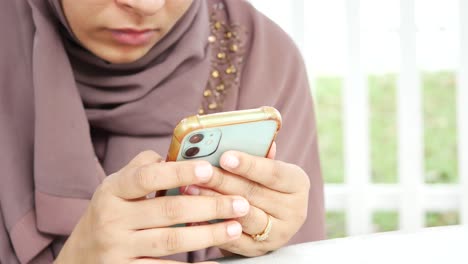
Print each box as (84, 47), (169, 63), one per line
(185, 186), (282, 235)
(183, 187), (226, 228)
(195, 168), (283, 214)
(235, 205), (271, 236)
(128, 150), (164, 167)
(132, 258), (217, 264)
(266, 142), (277, 160)
(124, 195), (250, 229)
(130, 221), (243, 258)
(218, 217), (282, 258)
(219, 151), (309, 193)
(106, 161), (214, 200)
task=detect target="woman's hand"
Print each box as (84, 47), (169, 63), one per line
(55, 151), (250, 264)
(183, 144), (311, 257)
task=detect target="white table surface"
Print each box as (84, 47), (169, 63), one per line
(218, 225), (468, 264)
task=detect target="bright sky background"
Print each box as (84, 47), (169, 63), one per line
(249, 0), (459, 75)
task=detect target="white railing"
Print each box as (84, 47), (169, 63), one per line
(250, 0), (468, 236)
(397, 0), (424, 232)
(459, 0), (468, 225)
(343, 0), (372, 235)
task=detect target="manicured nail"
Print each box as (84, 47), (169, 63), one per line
(227, 222), (242, 237)
(223, 154), (239, 169)
(185, 185), (200, 195)
(232, 199), (249, 215)
(195, 163), (213, 182)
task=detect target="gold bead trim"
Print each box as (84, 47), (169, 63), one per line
(211, 70), (220, 78)
(208, 35), (216, 43)
(217, 52), (226, 59)
(198, 3), (246, 115)
(204, 90), (212, 97)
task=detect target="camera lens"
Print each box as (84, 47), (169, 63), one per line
(185, 147), (200, 157)
(189, 134), (204, 144)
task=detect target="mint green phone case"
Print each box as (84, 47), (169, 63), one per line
(167, 107), (282, 167)
(176, 120), (279, 167)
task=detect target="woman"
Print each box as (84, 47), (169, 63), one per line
(0, 0), (325, 263)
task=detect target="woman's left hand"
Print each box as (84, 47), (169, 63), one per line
(183, 143), (311, 257)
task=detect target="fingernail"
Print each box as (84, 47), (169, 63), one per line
(232, 199), (249, 215)
(223, 154), (239, 169)
(227, 222), (242, 237)
(185, 185), (200, 195)
(195, 163), (213, 182)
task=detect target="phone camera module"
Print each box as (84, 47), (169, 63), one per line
(189, 134), (204, 144)
(185, 147), (200, 157)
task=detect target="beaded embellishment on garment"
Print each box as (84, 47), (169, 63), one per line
(198, 2), (246, 115)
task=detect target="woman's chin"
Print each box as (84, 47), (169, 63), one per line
(92, 45), (153, 64)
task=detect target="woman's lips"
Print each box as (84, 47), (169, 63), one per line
(110, 29), (157, 46)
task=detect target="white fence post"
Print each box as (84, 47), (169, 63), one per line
(291, 0), (305, 52)
(398, 0), (425, 231)
(292, 0), (317, 98)
(344, 0), (372, 235)
(459, 0), (468, 225)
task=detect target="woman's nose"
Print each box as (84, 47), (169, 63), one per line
(116, 0), (166, 17)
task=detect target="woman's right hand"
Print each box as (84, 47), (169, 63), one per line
(55, 151), (250, 264)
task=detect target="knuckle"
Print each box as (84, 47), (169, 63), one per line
(242, 157), (257, 177)
(245, 182), (262, 201)
(292, 164), (311, 190)
(98, 175), (115, 196)
(208, 224), (219, 245)
(91, 190), (117, 220)
(136, 165), (156, 192)
(173, 164), (185, 186)
(214, 196), (226, 217)
(210, 170), (225, 189)
(161, 197), (183, 221)
(266, 161), (282, 187)
(278, 228), (292, 242)
(163, 229), (182, 253)
(236, 210), (253, 226)
(138, 150), (163, 162)
(104, 171), (128, 197)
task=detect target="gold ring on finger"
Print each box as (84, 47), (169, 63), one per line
(251, 214), (273, 242)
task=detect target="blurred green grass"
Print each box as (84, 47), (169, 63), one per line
(426, 211), (459, 227)
(372, 211), (399, 232)
(316, 77), (344, 184)
(315, 71), (459, 238)
(423, 72), (458, 184)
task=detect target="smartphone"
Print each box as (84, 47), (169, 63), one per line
(166, 106), (282, 167)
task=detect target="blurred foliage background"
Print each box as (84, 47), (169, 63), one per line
(315, 71), (460, 238)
